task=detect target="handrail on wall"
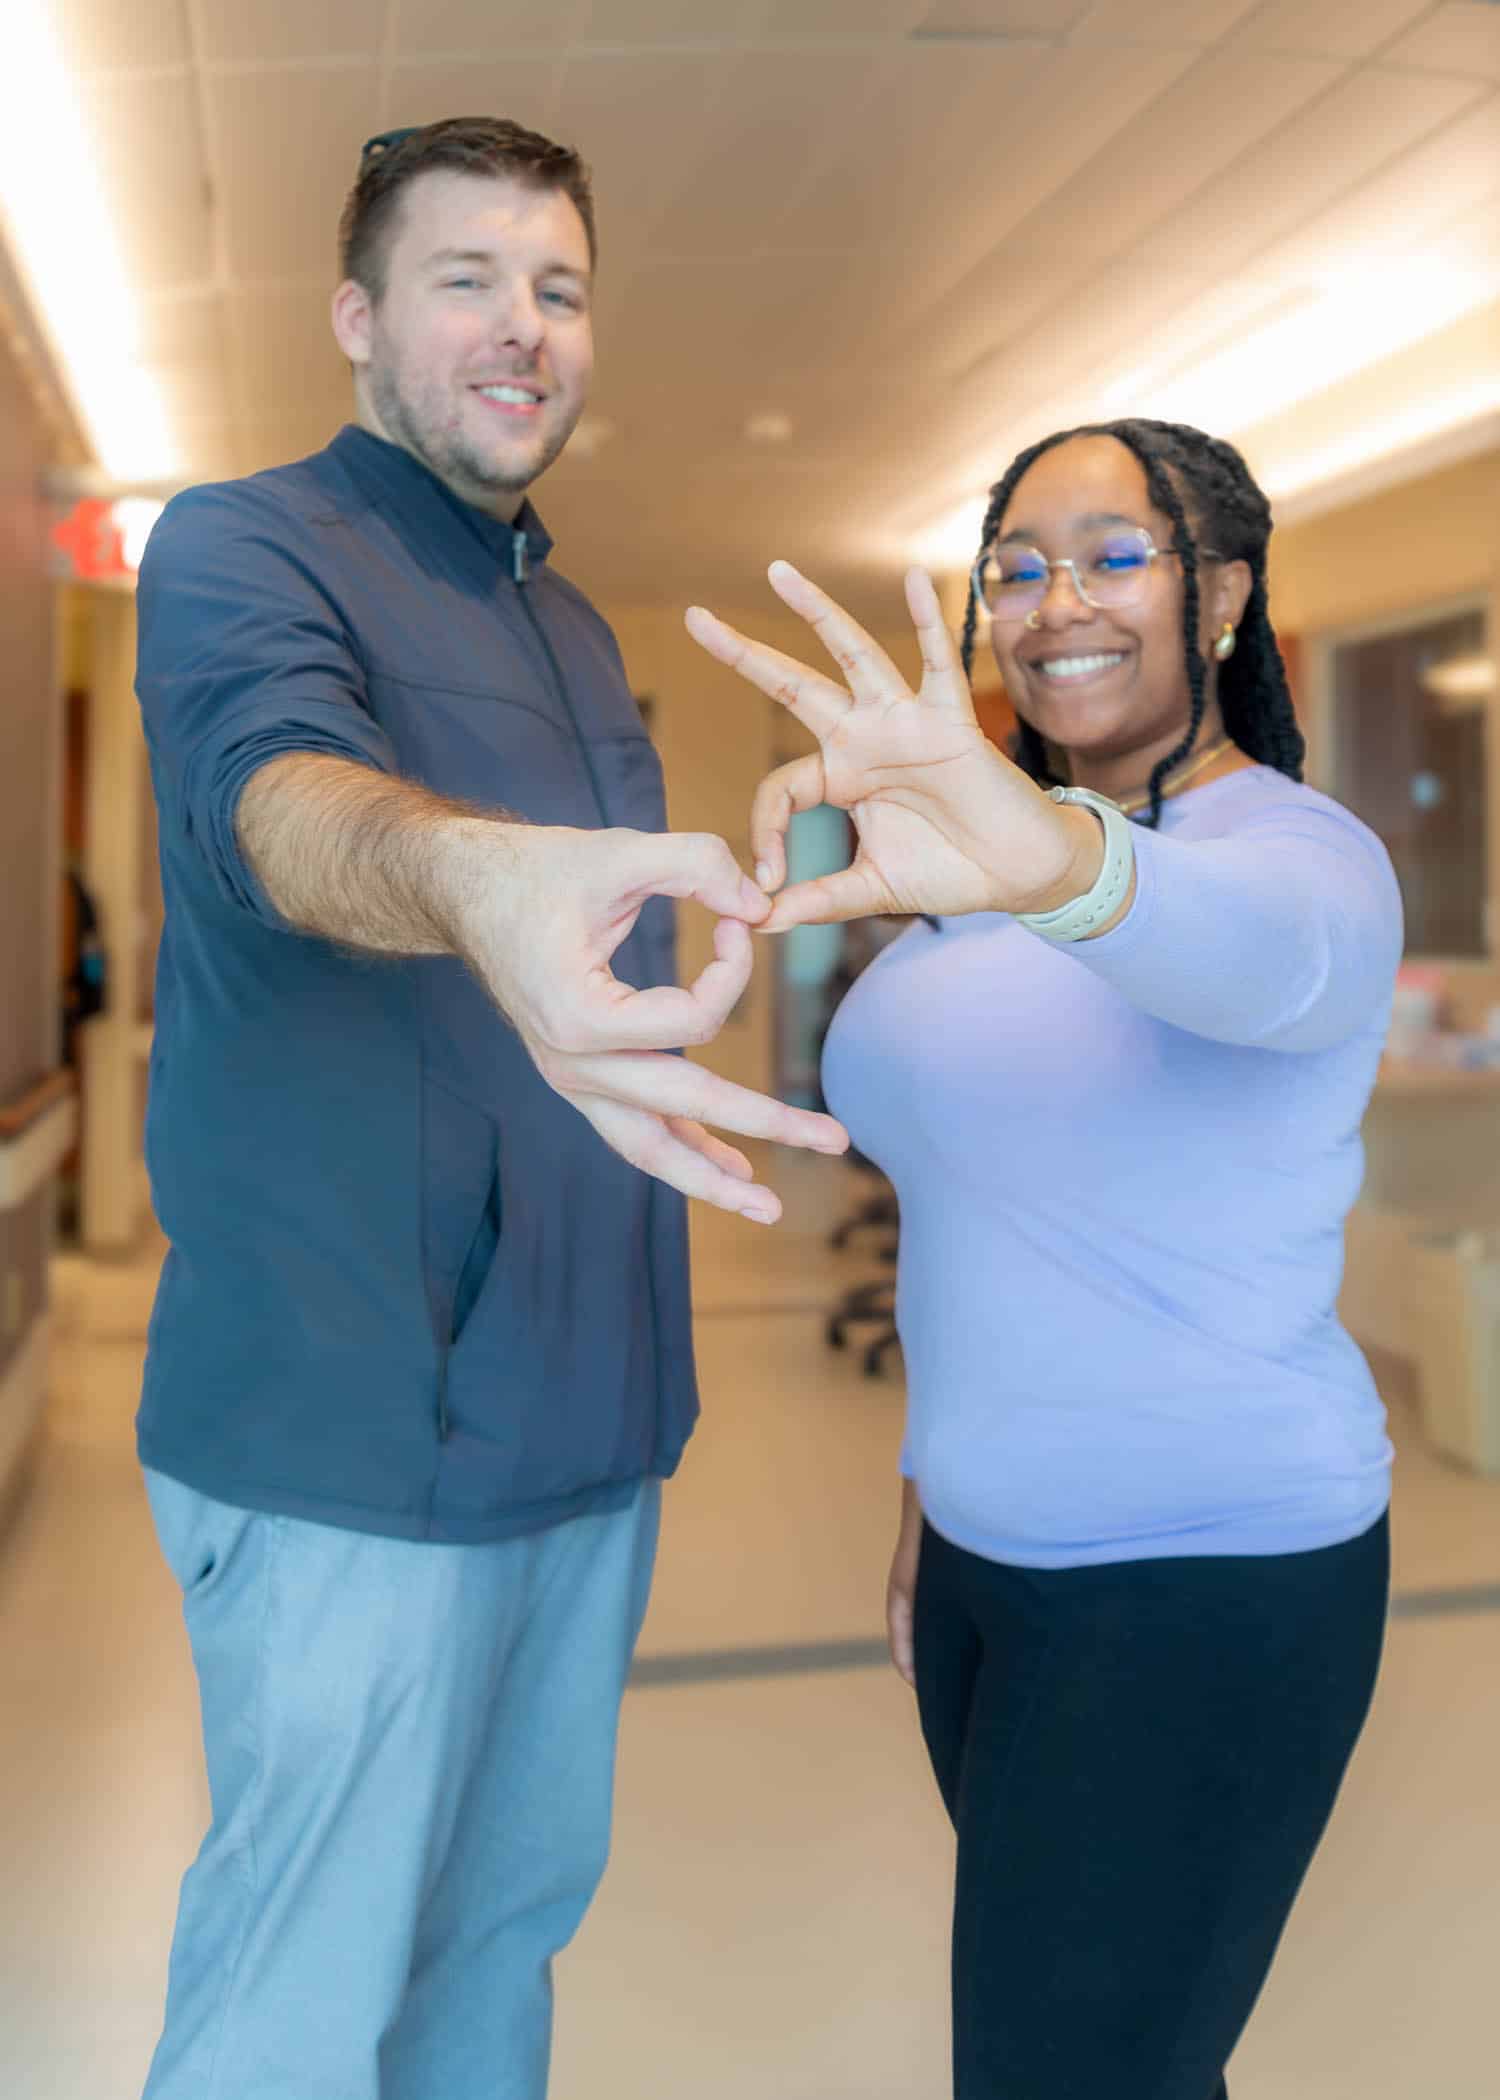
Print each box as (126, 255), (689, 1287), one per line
(0, 1069), (76, 1144)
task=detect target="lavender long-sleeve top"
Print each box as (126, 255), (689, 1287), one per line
(822, 766), (1403, 1568)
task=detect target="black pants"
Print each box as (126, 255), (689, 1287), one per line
(913, 1513), (1389, 2100)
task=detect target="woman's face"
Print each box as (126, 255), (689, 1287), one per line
(987, 436), (1247, 767)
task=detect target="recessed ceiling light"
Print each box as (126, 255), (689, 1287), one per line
(745, 412), (794, 445)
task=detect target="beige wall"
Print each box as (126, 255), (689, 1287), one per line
(1269, 448), (1500, 641)
(1270, 446), (1500, 1020)
(0, 312), (61, 1501)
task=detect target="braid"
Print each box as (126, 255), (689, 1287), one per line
(1133, 449), (1206, 829)
(968, 416), (1304, 825)
(961, 438), (1065, 790)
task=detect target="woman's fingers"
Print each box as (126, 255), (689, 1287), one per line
(767, 561), (911, 705)
(905, 565), (979, 718)
(760, 863), (890, 934)
(685, 604), (852, 741)
(750, 754), (826, 893)
(887, 1578), (917, 1687)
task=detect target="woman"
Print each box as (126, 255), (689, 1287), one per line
(686, 419), (1401, 2100)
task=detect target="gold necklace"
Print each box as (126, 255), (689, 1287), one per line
(1114, 736), (1237, 817)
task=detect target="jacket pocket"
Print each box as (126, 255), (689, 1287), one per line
(420, 1078), (500, 1347)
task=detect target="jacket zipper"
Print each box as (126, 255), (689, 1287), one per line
(510, 527), (610, 828)
(511, 526), (669, 1460)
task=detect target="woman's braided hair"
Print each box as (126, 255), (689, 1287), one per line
(958, 418), (1304, 827)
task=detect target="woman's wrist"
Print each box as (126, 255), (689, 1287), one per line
(1004, 803), (1106, 917)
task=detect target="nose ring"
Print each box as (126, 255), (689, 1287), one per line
(1024, 608), (1042, 631)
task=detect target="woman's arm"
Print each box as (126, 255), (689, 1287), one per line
(1065, 804), (1403, 1052)
(688, 564), (1401, 1056)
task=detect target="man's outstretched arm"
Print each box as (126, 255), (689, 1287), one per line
(237, 754), (848, 1222)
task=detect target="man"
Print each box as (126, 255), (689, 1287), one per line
(133, 116), (844, 2100)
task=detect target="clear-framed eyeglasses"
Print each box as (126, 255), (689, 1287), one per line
(972, 523), (1223, 622)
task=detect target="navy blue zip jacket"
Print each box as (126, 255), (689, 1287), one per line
(133, 424), (698, 1543)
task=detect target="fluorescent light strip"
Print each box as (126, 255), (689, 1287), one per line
(0, 3), (177, 479)
(1103, 262), (1500, 440)
(1259, 378), (1500, 501)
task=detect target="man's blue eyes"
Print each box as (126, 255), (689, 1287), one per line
(441, 278), (582, 311)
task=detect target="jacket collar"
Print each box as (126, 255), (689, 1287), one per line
(328, 422), (554, 574)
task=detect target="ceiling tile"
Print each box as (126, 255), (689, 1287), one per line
(589, 255), (867, 414)
(994, 49), (1341, 265)
(153, 357), (235, 431)
(1257, 92), (1500, 282)
(1130, 65), (1490, 272)
(391, 0), (588, 55)
(382, 58), (564, 134)
(857, 40), (1196, 321)
(50, 0), (191, 72)
(72, 69), (213, 292)
(552, 52), (739, 253)
(771, 41), (1064, 253)
(915, 1), (1090, 31)
(1070, 0), (1261, 43)
(1385, 3), (1500, 79)
(196, 0), (383, 64)
(237, 406), (355, 477)
(583, 0), (766, 34)
(137, 290), (230, 364)
(225, 289), (347, 422)
(755, 0), (934, 29)
(205, 64), (381, 282)
(1230, 0), (1437, 60)
(646, 48), (891, 259)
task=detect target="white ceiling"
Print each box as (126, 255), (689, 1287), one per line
(30, 0), (1500, 616)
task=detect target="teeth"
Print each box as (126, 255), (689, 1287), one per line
(1036, 653), (1125, 681)
(479, 385), (541, 405)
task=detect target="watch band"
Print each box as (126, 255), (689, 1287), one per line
(1014, 786), (1136, 943)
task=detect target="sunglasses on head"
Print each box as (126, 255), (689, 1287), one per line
(359, 127), (420, 166)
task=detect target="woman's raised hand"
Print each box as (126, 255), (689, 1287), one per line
(685, 563), (1095, 930)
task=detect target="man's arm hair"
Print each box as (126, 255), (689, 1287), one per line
(236, 753), (515, 957)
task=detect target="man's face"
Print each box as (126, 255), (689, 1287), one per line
(334, 168), (594, 518)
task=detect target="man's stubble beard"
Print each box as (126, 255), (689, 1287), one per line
(367, 341), (580, 509)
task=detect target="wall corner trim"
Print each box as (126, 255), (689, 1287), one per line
(0, 1093), (77, 1213)
(0, 1311), (50, 1517)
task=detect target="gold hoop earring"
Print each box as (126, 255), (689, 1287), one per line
(1024, 609), (1042, 632)
(1214, 623), (1236, 662)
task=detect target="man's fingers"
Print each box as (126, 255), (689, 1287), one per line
(685, 604), (852, 742)
(561, 918), (753, 1055)
(605, 828), (771, 926)
(760, 865), (888, 934)
(577, 1095), (784, 1223)
(750, 754), (826, 892)
(664, 1118), (755, 1182)
(904, 565), (978, 717)
(562, 1046), (848, 1155)
(768, 561), (910, 705)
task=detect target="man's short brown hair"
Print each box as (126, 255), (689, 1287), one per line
(338, 116), (597, 301)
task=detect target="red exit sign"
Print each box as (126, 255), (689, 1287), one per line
(50, 496), (164, 583)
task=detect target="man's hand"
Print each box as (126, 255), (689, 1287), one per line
(435, 820), (849, 1222)
(887, 1478), (924, 1689)
(236, 755), (847, 1222)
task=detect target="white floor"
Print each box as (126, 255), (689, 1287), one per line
(3, 1154), (1500, 2100)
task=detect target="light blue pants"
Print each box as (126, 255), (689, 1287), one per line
(142, 1469), (661, 2100)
